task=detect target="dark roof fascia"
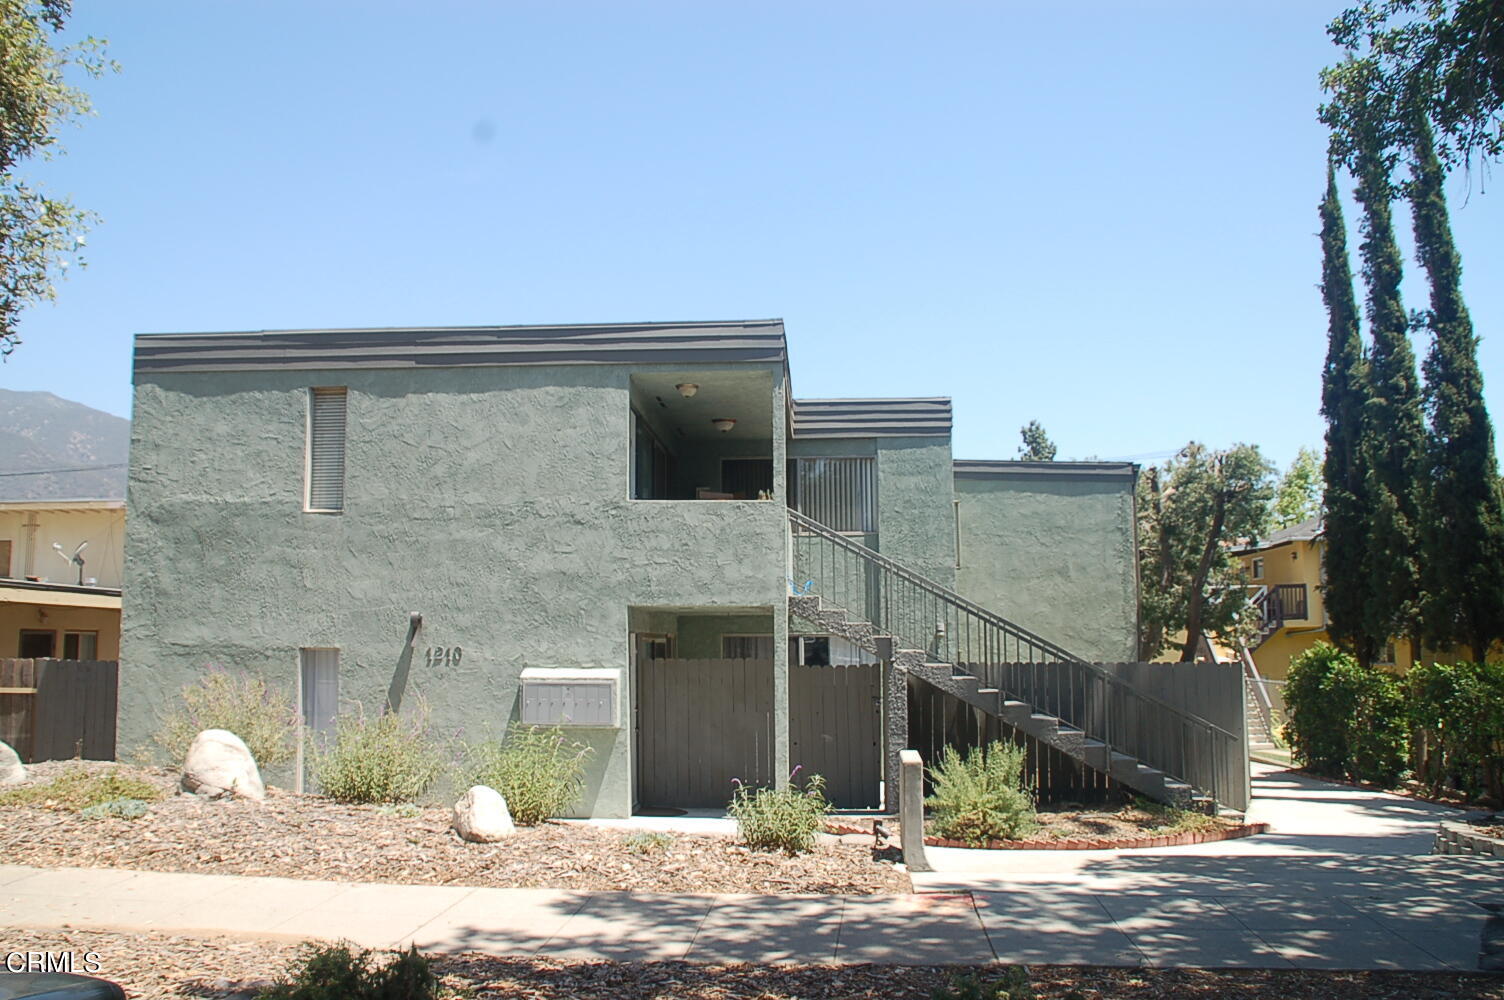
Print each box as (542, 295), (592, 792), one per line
(954, 460), (1138, 481)
(0, 578), (122, 597)
(792, 398), (952, 439)
(133, 320), (788, 377)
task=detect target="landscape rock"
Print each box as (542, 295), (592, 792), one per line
(181, 729), (265, 801)
(0, 740), (25, 785)
(453, 784), (515, 842)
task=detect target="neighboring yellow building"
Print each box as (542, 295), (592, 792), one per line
(0, 499), (124, 661)
(1236, 517), (1416, 680)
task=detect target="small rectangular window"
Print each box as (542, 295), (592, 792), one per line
(722, 634), (774, 659)
(1252, 557), (1264, 580)
(299, 647), (339, 742)
(62, 631), (98, 660)
(307, 387), (347, 512)
(18, 629), (54, 658)
(0, 539), (11, 577)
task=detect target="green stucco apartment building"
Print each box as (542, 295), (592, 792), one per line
(122, 320), (1139, 816)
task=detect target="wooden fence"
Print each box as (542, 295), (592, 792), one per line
(0, 658), (118, 763)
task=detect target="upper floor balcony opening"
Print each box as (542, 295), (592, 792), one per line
(629, 371), (777, 501)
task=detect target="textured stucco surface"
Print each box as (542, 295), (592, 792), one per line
(122, 363), (788, 816)
(954, 472), (1138, 662)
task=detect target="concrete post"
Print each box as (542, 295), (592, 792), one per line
(880, 637), (907, 814)
(899, 748), (932, 873)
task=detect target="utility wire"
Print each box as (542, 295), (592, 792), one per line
(0, 462), (126, 478)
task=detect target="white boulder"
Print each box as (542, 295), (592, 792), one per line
(181, 729), (265, 801)
(0, 740), (25, 785)
(452, 785), (515, 842)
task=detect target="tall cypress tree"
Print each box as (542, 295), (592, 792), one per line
(1318, 163), (1373, 664)
(1410, 119), (1504, 660)
(1352, 103), (1428, 666)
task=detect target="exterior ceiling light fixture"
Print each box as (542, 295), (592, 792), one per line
(711, 417), (736, 433)
(675, 383), (699, 397)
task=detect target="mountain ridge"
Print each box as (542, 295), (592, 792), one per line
(0, 388), (129, 500)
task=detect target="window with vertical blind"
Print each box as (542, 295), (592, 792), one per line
(300, 647), (339, 742)
(306, 388), (347, 512)
(793, 457), (876, 532)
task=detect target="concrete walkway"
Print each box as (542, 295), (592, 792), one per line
(0, 765), (1499, 970)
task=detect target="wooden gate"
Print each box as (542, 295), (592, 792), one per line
(0, 659), (118, 763)
(635, 658), (774, 809)
(790, 663), (881, 809)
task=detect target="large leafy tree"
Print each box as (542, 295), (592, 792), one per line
(1409, 119), (1504, 659)
(1137, 443), (1275, 662)
(1274, 447), (1323, 529)
(1351, 76), (1429, 667)
(1318, 163), (1374, 664)
(1017, 420), (1057, 461)
(0, 0), (112, 357)
(1324, 0), (1504, 170)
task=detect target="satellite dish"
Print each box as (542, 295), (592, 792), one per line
(50, 541), (88, 584)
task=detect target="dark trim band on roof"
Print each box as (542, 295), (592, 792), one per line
(792, 398), (951, 438)
(133, 320), (788, 376)
(954, 460), (1137, 480)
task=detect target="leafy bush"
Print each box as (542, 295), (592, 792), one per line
(465, 725), (592, 825)
(925, 741), (1036, 845)
(155, 669), (299, 766)
(1131, 795), (1218, 835)
(312, 708), (445, 804)
(1282, 642), (1407, 784)
(728, 772), (830, 853)
(932, 967), (1044, 1000)
(1408, 659), (1504, 801)
(0, 766), (164, 811)
(622, 831), (675, 855)
(79, 797), (149, 821)
(257, 942), (435, 1000)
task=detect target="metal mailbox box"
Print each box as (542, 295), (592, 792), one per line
(519, 667), (620, 727)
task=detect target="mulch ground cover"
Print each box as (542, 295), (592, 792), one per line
(828, 799), (1239, 849)
(0, 762), (909, 894)
(3, 928), (1500, 1000)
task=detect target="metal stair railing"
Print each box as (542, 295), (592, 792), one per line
(790, 507), (1246, 808)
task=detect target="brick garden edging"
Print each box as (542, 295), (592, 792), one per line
(1432, 819), (1504, 858)
(921, 822), (1269, 851)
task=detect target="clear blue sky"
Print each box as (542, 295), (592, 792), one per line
(4, 1), (1500, 472)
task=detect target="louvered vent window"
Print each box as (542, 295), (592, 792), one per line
(307, 387), (347, 512)
(795, 457), (876, 532)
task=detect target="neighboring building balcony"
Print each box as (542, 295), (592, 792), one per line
(1257, 583), (1310, 627)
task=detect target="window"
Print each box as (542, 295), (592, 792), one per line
(1376, 641), (1397, 666)
(306, 387), (347, 512)
(62, 631), (98, 660)
(793, 457), (876, 532)
(18, 630), (54, 658)
(634, 633), (673, 662)
(631, 410), (674, 500)
(299, 648), (339, 743)
(0, 539), (10, 578)
(722, 634), (774, 659)
(1251, 557), (1264, 580)
(797, 635), (871, 666)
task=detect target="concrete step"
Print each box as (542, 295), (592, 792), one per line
(1000, 700), (1032, 724)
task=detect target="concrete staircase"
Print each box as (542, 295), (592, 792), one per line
(790, 592), (1208, 808)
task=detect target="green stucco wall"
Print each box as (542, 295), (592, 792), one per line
(122, 362), (789, 817)
(954, 469), (1138, 662)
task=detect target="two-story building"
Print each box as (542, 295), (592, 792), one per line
(1, 499), (125, 661)
(121, 320), (1145, 816)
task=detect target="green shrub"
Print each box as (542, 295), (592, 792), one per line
(728, 772), (830, 853)
(257, 942), (435, 1000)
(1282, 642), (1407, 784)
(932, 967), (1036, 1000)
(464, 725), (592, 825)
(1408, 659), (1504, 801)
(155, 669), (299, 766)
(622, 831), (675, 855)
(0, 766), (164, 811)
(79, 797), (149, 821)
(312, 708), (445, 804)
(925, 741), (1036, 846)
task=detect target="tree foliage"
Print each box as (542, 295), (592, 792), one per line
(1409, 119), (1504, 660)
(1273, 447), (1323, 528)
(1136, 443), (1275, 662)
(1318, 163), (1374, 663)
(1016, 420), (1057, 461)
(0, 0), (114, 357)
(1324, 0), (1504, 170)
